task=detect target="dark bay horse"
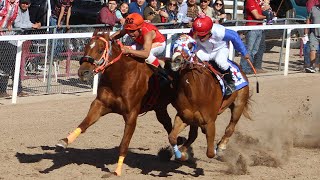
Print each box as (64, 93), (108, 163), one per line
(55, 31), (175, 176)
(168, 34), (251, 161)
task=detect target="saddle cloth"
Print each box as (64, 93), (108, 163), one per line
(216, 60), (249, 96)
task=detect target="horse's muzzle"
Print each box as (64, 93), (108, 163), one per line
(78, 69), (94, 82)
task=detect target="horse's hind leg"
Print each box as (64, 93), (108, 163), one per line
(179, 125), (198, 153)
(56, 99), (111, 148)
(217, 91), (249, 153)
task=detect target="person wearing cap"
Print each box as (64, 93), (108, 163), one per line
(0, 0), (20, 98)
(110, 13), (166, 68)
(190, 15), (250, 95)
(14, 0), (41, 29)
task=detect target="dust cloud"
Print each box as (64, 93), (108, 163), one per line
(221, 96), (319, 175)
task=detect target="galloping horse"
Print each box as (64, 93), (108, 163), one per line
(169, 34), (251, 161)
(55, 30), (175, 176)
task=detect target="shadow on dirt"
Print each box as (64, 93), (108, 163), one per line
(15, 146), (204, 177)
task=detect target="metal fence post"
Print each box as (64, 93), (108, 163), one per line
(12, 40), (24, 104)
(284, 28), (292, 76)
(46, 28), (57, 94)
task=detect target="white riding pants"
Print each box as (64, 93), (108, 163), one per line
(196, 47), (230, 71)
(128, 41), (166, 64)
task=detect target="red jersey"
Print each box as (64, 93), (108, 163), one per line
(134, 22), (166, 45)
(245, 0), (263, 26)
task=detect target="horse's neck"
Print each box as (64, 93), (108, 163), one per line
(105, 53), (152, 79)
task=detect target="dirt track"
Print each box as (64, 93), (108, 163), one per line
(0, 71), (319, 180)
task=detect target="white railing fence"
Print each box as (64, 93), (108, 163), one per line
(0, 23), (320, 103)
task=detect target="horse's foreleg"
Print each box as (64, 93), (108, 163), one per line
(155, 106), (173, 135)
(57, 99), (111, 148)
(114, 110), (139, 176)
(168, 115), (188, 161)
(180, 125), (198, 152)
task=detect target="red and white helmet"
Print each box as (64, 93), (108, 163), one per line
(192, 15), (213, 36)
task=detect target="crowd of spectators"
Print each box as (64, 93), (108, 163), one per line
(0, 0), (319, 98)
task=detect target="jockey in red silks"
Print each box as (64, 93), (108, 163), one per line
(190, 15), (250, 95)
(110, 13), (166, 68)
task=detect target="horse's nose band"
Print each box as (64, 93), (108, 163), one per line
(79, 56), (95, 65)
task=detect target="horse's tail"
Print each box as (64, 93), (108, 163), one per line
(242, 91), (253, 121)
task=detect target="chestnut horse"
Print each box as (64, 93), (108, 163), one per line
(55, 31), (175, 176)
(168, 34), (251, 161)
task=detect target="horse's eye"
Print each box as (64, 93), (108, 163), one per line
(99, 50), (104, 54)
(174, 58), (181, 63)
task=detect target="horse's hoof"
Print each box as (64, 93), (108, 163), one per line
(176, 152), (189, 161)
(55, 138), (68, 152)
(215, 147), (226, 161)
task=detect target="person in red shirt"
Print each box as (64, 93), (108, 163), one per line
(306, 0), (320, 12)
(97, 0), (119, 31)
(110, 13), (166, 68)
(240, 0), (266, 74)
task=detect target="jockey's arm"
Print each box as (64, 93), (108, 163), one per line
(126, 30), (155, 59)
(110, 29), (126, 41)
(222, 29), (248, 56)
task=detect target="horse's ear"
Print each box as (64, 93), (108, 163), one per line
(93, 28), (99, 36)
(102, 31), (110, 40)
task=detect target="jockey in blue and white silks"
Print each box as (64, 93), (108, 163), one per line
(191, 23), (248, 72)
(191, 15), (250, 95)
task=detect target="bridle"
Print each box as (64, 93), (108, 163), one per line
(79, 35), (123, 73)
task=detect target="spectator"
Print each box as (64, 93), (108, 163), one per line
(0, 0), (29, 98)
(185, 0), (200, 27)
(240, 0), (266, 74)
(165, 0), (178, 23)
(143, 0), (168, 23)
(128, 0), (147, 16)
(14, 0), (41, 29)
(304, 0), (320, 73)
(50, 0), (73, 30)
(306, 0), (320, 12)
(116, 2), (129, 26)
(0, 0), (19, 32)
(28, 0), (47, 25)
(302, 0), (319, 72)
(212, 0), (226, 24)
(50, 0), (73, 57)
(259, 0), (274, 25)
(199, 0), (215, 20)
(176, 0), (188, 23)
(97, 0), (119, 30)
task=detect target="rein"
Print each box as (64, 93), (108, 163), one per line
(80, 36), (124, 73)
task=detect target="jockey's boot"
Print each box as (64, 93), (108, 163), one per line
(223, 68), (235, 96)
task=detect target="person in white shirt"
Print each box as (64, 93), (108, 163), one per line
(190, 15), (250, 95)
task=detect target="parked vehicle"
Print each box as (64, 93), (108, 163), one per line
(270, 0), (308, 49)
